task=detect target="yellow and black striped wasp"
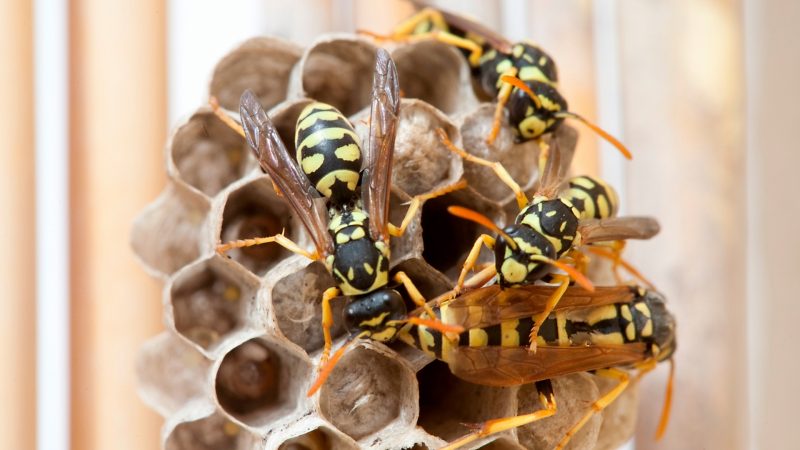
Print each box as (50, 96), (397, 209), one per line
(362, 2), (631, 158)
(438, 129), (658, 351)
(216, 49), (464, 395)
(398, 282), (676, 449)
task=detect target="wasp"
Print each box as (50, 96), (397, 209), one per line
(215, 49), (464, 396)
(362, 3), (632, 158)
(438, 129), (658, 351)
(398, 283), (676, 449)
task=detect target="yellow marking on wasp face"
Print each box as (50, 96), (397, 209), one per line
(592, 332), (624, 346)
(335, 144), (361, 162)
(626, 323), (636, 341)
(316, 169), (359, 198)
(297, 128), (361, 155)
(642, 319), (653, 337)
(296, 108), (343, 132)
(587, 305), (618, 325)
(518, 115), (547, 139)
(360, 311), (390, 328)
(635, 302), (651, 317)
(519, 66), (548, 83)
(469, 329), (489, 347)
(300, 153), (325, 174)
(347, 267), (355, 281)
(363, 262), (374, 275)
(621, 305), (633, 321)
(556, 311), (569, 346)
(501, 258), (528, 284)
(501, 320), (520, 347)
(370, 327), (397, 342)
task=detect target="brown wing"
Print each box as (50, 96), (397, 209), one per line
(410, 1), (513, 53)
(441, 285), (635, 330)
(362, 48), (400, 243)
(448, 344), (647, 387)
(580, 216), (661, 244)
(240, 90), (333, 256)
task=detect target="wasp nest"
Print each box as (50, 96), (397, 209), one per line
(133, 35), (641, 449)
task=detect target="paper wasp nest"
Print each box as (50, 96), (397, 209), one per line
(133, 35), (639, 450)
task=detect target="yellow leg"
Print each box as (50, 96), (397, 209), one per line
(388, 179), (467, 237)
(319, 287), (340, 368)
(555, 368), (630, 450)
(528, 274), (569, 352)
(393, 271), (437, 321)
(216, 233), (317, 261)
(389, 8), (449, 37)
(441, 380), (557, 450)
(454, 234), (496, 296)
(586, 243), (657, 290)
(486, 67), (518, 146)
(436, 128), (527, 209)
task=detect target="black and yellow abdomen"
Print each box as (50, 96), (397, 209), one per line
(563, 176), (619, 220)
(294, 102), (362, 205)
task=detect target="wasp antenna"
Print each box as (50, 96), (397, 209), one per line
(655, 358), (675, 440)
(209, 95), (245, 138)
(500, 74), (543, 109)
(447, 206), (517, 250)
(555, 111), (632, 160)
(306, 336), (360, 397)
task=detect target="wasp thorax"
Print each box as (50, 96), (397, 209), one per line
(477, 48), (513, 97)
(343, 289), (407, 342)
(494, 225), (556, 287)
(506, 80), (568, 142)
(294, 102), (363, 205)
(326, 209), (390, 296)
(518, 196), (580, 257)
(511, 42), (559, 86)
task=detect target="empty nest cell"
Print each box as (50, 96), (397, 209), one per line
(215, 336), (311, 429)
(276, 427), (358, 450)
(170, 109), (255, 197)
(169, 255), (260, 354)
(164, 411), (261, 450)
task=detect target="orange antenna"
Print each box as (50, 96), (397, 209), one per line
(307, 336), (362, 397)
(209, 96), (245, 138)
(555, 111), (633, 160)
(655, 358), (675, 440)
(405, 316), (464, 335)
(500, 74), (543, 109)
(447, 206), (518, 251)
(529, 254), (595, 292)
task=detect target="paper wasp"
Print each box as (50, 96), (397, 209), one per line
(361, 2), (631, 158)
(214, 49), (464, 396)
(398, 283), (676, 449)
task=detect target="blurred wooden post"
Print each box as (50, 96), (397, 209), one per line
(617, 1), (746, 448)
(0, 1), (36, 449)
(69, 0), (166, 449)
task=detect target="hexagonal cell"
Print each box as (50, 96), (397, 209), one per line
(416, 360), (516, 443)
(210, 37), (302, 111)
(459, 104), (542, 205)
(276, 426), (358, 450)
(169, 109), (254, 197)
(299, 36), (378, 116)
(393, 41), (478, 115)
(419, 189), (503, 278)
(164, 411), (261, 450)
(516, 374), (601, 450)
(477, 438), (526, 450)
(136, 332), (212, 417)
(168, 255), (261, 355)
(219, 176), (305, 276)
(319, 343), (417, 441)
(215, 336), (312, 428)
(131, 182), (210, 277)
(270, 258), (345, 354)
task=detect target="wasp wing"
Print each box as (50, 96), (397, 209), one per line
(448, 343), (647, 387)
(579, 216), (661, 244)
(440, 285), (635, 330)
(240, 90), (333, 257)
(362, 48), (400, 243)
(535, 137), (570, 198)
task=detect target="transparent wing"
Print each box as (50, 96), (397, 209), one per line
(536, 137), (570, 198)
(240, 90), (333, 256)
(362, 48), (400, 242)
(448, 344), (647, 387)
(579, 216), (661, 244)
(441, 285), (635, 330)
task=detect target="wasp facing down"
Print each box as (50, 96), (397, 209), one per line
(398, 283), (676, 449)
(362, 3), (631, 158)
(437, 129), (658, 352)
(216, 49), (464, 396)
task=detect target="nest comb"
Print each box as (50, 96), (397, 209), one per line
(132, 34), (640, 450)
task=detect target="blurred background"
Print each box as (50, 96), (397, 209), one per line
(2, 0), (797, 449)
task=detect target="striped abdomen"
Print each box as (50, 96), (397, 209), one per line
(294, 102), (362, 205)
(562, 176), (619, 220)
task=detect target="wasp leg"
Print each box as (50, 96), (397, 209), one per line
(486, 67), (519, 146)
(441, 379), (558, 450)
(388, 179), (467, 238)
(451, 234), (496, 300)
(555, 368), (630, 450)
(585, 243), (657, 290)
(320, 286), (341, 368)
(216, 233), (317, 260)
(528, 274), (569, 352)
(437, 128), (527, 209)
(390, 7), (449, 38)
(393, 271), (437, 323)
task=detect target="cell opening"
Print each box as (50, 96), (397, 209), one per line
(277, 427), (357, 450)
(393, 41), (465, 115)
(164, 413), (260, 450)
